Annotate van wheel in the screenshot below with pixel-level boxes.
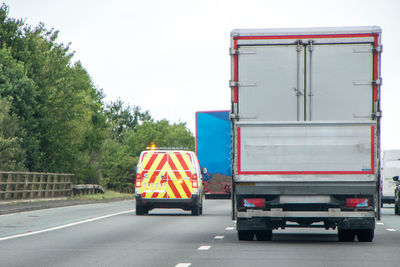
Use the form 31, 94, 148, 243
238, 230, 254, 241
356, 229, 374, 242
338, 229, 355, 242
255, 230, 272, 241
191, 205, 200, 216
136, 205, 147, 216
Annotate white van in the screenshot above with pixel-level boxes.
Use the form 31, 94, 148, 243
381, 150, 400, 204
135, 148, 204, 215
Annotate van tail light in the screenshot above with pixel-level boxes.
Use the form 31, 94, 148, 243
191, 174, 198, 188
136, 173, 142, 188
346, 198, 369, 208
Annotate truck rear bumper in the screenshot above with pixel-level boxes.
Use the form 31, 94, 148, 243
237, 209, 375, 218
236, 209, 375, 231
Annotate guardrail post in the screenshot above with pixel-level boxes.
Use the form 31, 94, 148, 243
32, 174, 38, 199
45, 174, 51, 198
39, 174, 45, 198
23, 173, 29, 199
6, 173, 12, 200
0, 173, 4, 200
53, 175, 58, 197
15, 173, 22, 200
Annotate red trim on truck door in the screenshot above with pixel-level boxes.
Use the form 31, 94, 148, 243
233, 33, 378, 41
237, 126, 375, 175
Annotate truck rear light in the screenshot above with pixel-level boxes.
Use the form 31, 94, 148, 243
136, 173, 142, 188
191, 174, 198, 188
346, 198, 369, 208
244, 198, 265, 208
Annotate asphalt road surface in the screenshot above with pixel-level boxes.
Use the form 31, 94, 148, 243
0, 200, 399, 267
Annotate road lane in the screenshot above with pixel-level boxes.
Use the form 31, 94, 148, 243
0, 200, 399, 267
0, 200, 135, 238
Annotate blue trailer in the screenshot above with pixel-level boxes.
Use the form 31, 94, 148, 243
196, 111, 231, 199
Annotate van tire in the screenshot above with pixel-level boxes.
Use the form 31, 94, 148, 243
191, 205, 200, 216
136, 205, 147, 216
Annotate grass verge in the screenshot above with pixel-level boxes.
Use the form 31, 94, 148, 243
71, 190, 134, 201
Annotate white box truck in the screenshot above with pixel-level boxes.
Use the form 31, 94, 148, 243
230, 26, 382, 242
381, 150, 400, 204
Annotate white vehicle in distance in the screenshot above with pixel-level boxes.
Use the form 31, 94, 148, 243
381, 150, 400, 204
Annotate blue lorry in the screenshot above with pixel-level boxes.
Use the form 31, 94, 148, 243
196, 111, 231, 199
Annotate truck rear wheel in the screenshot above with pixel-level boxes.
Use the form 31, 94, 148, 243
356, 229, 374, 242
338, 229, 355, 242
238, 230, 255, 241
255, 230, 272, 241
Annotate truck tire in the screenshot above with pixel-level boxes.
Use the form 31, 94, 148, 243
191, 205, 200, 216
395, 204, 399, 215
136, 205, 147, 216
255, 230, 272, 241
338, 229, 355, 242
356, 229, 374, 242
238, 230, 255, 241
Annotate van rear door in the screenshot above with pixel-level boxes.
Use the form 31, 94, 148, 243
167, 152, 195, 199
138, 151, 195, 199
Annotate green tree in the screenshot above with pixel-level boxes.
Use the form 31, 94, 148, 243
0, 97, 26, 171
104, 99, 151, 143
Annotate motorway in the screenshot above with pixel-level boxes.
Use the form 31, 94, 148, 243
0, 200, 399, 267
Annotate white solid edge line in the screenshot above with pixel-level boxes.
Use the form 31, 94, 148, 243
0, 209, 134, 242
0, 200, 134, 217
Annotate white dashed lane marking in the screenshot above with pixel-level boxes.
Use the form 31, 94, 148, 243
175, 263, 191, 267
198, 245, 211, 250
214, 235, 224, 239
386, 228, 396, 232
225, 227, 234, 230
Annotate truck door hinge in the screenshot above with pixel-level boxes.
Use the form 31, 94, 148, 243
229, 48, 256, 55
353, 46, 382, 53
229, 80, 257, 87
373, 111, 382, 119
229, 113, 239, 120
353, 112, 382, 119
352, 78, 382, 86
374, 45, 383, 53
373, 78, 382, 85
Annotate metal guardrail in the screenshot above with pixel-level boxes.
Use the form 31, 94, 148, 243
73, 184, 104, 195
0, 172, 73, 200
0, 172, 104, 201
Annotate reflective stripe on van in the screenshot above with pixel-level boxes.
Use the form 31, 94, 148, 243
138, 151, 196, 199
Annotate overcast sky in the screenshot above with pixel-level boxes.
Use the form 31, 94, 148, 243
5, 0, 400, 150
